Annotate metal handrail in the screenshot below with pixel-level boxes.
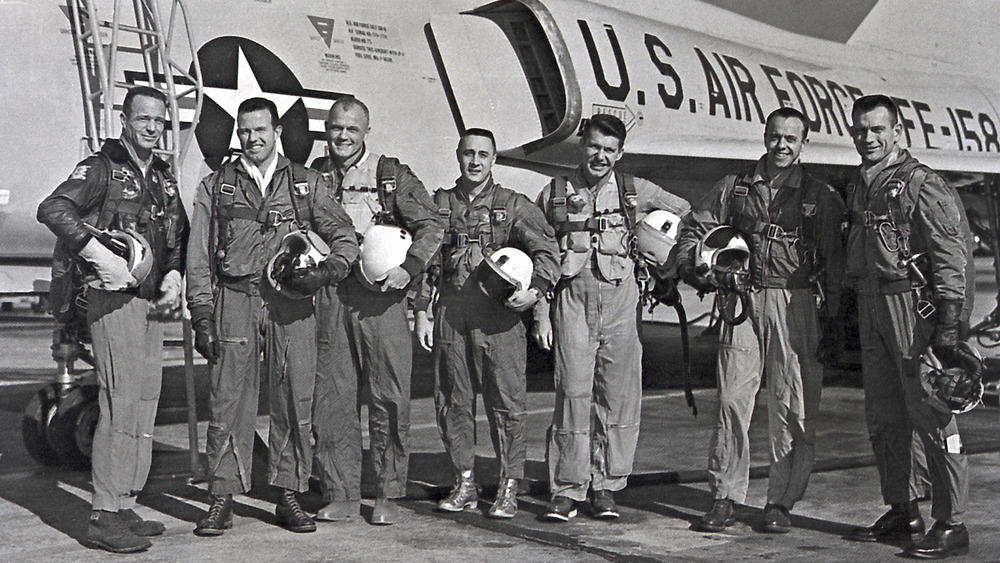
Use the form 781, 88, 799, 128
65, 0, 203, 169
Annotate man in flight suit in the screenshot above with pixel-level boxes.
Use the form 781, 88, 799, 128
533, 114, 690, 521
844, 95, 974, 559
311, 97, 443, 525
37, 86, 188, 553
186, 97, 358, 536
674, 107, 846, 534
413, 128, 560, 518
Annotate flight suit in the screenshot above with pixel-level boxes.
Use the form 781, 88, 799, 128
844, 148, 971, 522
311, 150, 443, 502
419, 178, 559, 481
37, 138, 188, 511
536, 168, 689, 502
674, 158, 846, 508
186, 155, 357, 496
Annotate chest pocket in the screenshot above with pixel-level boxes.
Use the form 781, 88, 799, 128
340, 187, 382, 236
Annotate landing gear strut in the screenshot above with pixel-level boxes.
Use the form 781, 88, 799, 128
21, 327, 100, 469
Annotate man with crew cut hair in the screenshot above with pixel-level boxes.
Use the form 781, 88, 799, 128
675, 107, 846, 534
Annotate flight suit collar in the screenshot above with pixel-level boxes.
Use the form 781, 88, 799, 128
336, 145, 370, 175
752, 156, 803, 190
240, 151, 281, 196
454, 175, 496, 204
859, 147, 902, 186
572, 166, 616, 197
100, 138, 169, 176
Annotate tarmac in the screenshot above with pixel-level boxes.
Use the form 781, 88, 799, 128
1, 263, 1000, 561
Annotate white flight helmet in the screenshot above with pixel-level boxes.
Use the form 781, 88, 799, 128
695, 226, 751, 292
266, 230, 331, 299
635, 209, 683, 268
85, 228, 153, 289
356, 225, 413, 291
920, 342, 985, 414
475, 247, 533, 302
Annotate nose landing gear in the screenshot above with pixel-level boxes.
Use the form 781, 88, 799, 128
21, 328, 100, 469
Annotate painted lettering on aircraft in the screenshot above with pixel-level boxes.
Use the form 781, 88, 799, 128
576, 21, 1000, 153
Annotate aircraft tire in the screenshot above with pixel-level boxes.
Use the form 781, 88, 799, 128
47, 383, 100, 470
21, 384, 62, 466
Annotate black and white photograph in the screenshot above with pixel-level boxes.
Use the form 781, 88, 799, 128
2, 1, 999, 560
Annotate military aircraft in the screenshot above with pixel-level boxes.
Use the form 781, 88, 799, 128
3, 0, 1000, 467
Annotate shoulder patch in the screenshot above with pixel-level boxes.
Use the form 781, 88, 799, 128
801, 202, 817, 217
69, 165, 90, 181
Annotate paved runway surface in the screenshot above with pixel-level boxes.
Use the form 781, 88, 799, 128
1, 260, 999, 561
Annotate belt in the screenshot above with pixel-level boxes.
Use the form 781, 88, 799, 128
852, 210, 890, 227
757, 223, 801, 240
560, 215, 624, 233
445, 232, 492, 247
218, 273, 261, 293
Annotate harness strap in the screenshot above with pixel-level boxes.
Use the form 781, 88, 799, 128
437, 185, 516, 250
375, 155, 398, 226
94, 153, 152, 230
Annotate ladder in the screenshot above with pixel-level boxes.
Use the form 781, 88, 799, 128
64, 0, 205, 478
66, 0, 204, 170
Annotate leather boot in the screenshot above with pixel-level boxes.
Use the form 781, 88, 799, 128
194, 494, 234, 537
275, 489, 316, 533
437, 471, 478, 512
761, 503, 791, 534
848, 501, 925, 543
487, 478, 518, 519
118, 508, 166, 536
695, 499, 735, 532
87, 510, 152, 553
590, 490, 620, 520
904, 521, 969, 559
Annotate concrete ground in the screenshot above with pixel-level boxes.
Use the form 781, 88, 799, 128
1, 258, 999, 561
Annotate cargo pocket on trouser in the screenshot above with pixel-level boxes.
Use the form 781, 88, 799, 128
549, 393, 592, 485
605, 421, 640, 477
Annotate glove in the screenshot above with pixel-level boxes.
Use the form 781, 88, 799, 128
647, 275, 680, 307
931, 299, 964, 359
282, 261, 333, 296
270, 251, 299, 285
78, 236, 136, 291
153, 270, 183, 316
816, 316, 843, 365
192, 315, 220, 364
678, 262, 714, 293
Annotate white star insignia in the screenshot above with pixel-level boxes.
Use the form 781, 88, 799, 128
202, 46, 302, 152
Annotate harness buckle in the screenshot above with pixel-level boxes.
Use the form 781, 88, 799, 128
597, 216, 611, 232
863, 211, 875, 226
220, 183, 236, 196
267, 210, 283, 227
765, 223, 783, 239
456, 232, 469, 247
916, 299, 936, 319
